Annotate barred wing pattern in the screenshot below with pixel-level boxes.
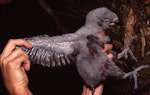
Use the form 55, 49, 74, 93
21, 35, 79, 68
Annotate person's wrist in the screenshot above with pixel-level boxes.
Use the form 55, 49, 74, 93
8, 86, 33, 95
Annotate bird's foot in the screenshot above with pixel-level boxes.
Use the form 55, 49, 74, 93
117, 36, 138, 61
87, 35, 104, 47
122, 65, 149, 89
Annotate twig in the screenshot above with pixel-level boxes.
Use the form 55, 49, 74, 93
140, 28, 146, 57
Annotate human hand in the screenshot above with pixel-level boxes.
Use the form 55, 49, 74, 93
82, 32, 113, 95
82, 85, 104, 95
0, 39, 33, 95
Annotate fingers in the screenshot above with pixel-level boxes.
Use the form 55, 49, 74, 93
103, 44, 113, 59
82, 85, 103, 95
1, 48, 31, 71
107, 53, 113, 59
102, 44, 113, 52
10, 54, 31, 71
94, 84, 103, 95
82, 85, 92, 95
98, 32, 106, 38
98, 33, 114, 59
0, 39, 31, 94
82, 85, 87, 95
1, 39, 32, 62
22, 59, 31, 71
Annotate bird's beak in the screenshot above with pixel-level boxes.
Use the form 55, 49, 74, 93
109, 22, 115, 26
109, 18, 119, 26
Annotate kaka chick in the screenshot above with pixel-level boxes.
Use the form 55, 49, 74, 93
20, 7, 118, 67
17, 7, 149, 95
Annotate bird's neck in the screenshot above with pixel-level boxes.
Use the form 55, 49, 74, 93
75, 23, 103, 37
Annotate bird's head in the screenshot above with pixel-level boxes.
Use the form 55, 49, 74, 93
85, 7, 119, 30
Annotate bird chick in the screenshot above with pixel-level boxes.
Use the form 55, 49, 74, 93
16, 7, 149, 95
76, 35, 149, 94
21, 7, 118, 67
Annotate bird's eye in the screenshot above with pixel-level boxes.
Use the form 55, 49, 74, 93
104, 19, 110, 23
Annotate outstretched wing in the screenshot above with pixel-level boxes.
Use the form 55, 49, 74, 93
21, 34, 79, 68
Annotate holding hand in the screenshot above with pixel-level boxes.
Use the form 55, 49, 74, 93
0, 39, 33, 95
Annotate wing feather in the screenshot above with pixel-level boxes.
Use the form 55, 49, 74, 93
20, 35, 79, 68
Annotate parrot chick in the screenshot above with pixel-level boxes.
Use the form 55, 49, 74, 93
76, 35, 149, 94
20, 7, 119, 67
20, 34, 149, 95
15, 7, 149, 95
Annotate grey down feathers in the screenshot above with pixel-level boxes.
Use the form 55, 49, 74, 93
19, 7, 149, 94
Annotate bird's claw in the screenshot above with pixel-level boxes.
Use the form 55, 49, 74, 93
117, 36, 138, 61
122, 65, 149, 89
132, 65, 149, 89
